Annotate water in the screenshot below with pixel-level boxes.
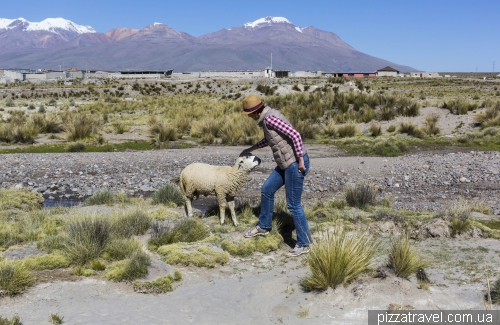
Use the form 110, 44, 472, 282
43, 199, 82, 208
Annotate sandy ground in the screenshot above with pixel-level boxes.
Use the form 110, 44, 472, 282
1, 106, 499, 324
0, 234, 498, 325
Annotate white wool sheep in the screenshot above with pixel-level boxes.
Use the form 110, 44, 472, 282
179, 155, 261, 226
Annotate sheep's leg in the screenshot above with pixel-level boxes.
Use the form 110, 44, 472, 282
184, 196, 193, 217
216, 193, 227, 225
227, 197, 238, 227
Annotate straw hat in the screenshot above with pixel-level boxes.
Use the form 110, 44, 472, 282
242, 94, 264, 115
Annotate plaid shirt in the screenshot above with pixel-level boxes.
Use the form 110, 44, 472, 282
256, 115, 305, 157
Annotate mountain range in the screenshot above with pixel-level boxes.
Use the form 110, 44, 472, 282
0, 16, 417, 72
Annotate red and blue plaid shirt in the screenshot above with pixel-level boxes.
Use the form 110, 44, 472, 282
255, 115, 305, 157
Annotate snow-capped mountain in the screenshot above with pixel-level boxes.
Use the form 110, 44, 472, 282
0, 17, 95, 49
0, 17, 95, 34
0, 16, 416, 72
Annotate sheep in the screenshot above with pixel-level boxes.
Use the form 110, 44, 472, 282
179, 155, 261, 226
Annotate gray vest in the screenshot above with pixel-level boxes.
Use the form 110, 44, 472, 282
258, 106, 307, 170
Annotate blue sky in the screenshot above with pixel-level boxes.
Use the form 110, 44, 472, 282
3, 0, 499, 72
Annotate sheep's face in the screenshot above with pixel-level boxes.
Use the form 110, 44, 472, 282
235, 155, 261, 171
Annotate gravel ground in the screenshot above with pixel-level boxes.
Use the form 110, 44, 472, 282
1, 145, 499, 213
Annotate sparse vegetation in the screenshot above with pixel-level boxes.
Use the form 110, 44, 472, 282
151, 183, 184, 206
386, 234, 427, 278
301, 227, 379, 291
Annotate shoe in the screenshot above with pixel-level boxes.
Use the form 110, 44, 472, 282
286, 245, 309, 257
244, 225, 269, 238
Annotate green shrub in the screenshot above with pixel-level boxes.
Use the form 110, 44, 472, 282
301, 227, 378, 290
64, 216, 111, 265
0, 315, 22, 325
133, 272, 182, 294
84, 191, 114, 205
0, 189, 44, 211
66, 142, 86, 152
386, 124, 396, 132
21, 253, 70, 270
158, 245, 228, 268
148, 219, 208, 250
111, 209, 151, 238
373, 138, 409, 156
5, 98, 15, 107
49, 313, 64, 325
221, 233, 283, 257
0, 261, 35, 295
103, 238, 142, 261
151, 183, 184, 206
447, 204, 472, 236
386, 234, 427, 278
344, 182, 377, 208
103, 251, 150, 281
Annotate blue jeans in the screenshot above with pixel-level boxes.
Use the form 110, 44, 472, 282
258, 154, 311, 247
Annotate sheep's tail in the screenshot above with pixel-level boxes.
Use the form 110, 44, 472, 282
177, 175, 185, 195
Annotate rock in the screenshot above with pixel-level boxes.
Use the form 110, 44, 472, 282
425, 219, 450, 238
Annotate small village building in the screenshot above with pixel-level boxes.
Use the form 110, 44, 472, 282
46, 71, 66, 79
376, 66, 400, 77
408, 72, 440, 78
274, 70, 290, 78
24, 73, 46, 81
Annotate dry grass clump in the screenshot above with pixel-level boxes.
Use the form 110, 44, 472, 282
0, 260, 35, 296
474, 103, 500, 128
158, 244, 229, 268
398, 120, 424, 138
221, 232, 283, 257
368, 123, 382, 137
64, 216, 111, 265
110, 209, 151, 238
151, 183, 184, 206
422, 113, 440, 136
343, 182, 377, 208
444, 203, 473, 236
386, 234, 427, 278
321, 120, 337, 137
0, 315, 22, 325
148, 116, 177, 143
103, 238, 142, 261
301, 227, 378, 290
148, 219, 208, 250
84, 190, 130, 206
103, 251, 150, 282
442, 98, 478, 115
0, 189, 44, 212
49, 313, 64, 325
336, 123, 357, 138
112, 122, 130, 134
64, 112, 101, 141
133, 270, 182, 294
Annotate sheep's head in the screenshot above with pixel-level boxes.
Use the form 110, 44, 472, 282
235, 155, 261, 171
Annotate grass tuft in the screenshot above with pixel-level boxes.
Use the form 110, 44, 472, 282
148, 219, 208, 250
301, 227, 378, 291
151, 183, 184, 206
64, 216, 111, 265
103, 251, 150, 282
344, 182, 377, 208
133, 271, 182, 294
386, 234, 427, 278
0, 260, 35, 296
